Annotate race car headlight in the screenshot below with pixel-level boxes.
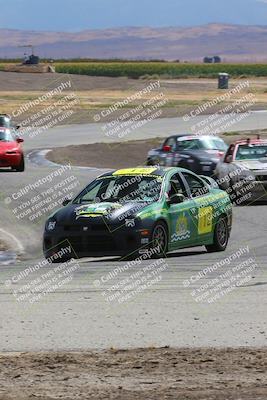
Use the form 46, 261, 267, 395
46, 219, 57, 232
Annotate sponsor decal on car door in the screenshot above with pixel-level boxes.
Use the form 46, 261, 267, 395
166, 173, 197, 249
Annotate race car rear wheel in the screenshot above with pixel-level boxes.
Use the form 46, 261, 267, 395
151, 222, 168, 258
205, 216, 229, 253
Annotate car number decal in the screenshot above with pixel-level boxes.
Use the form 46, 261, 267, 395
198, 206, 213, 234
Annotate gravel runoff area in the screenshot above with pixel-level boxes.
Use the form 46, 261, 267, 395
0, 348, 266, 400
46, 139, 162, 169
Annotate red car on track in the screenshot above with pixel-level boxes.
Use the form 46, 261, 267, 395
0, 128, 25, 172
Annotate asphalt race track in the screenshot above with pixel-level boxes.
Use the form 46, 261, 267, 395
22, 110, 267, 151
0, 115, 267, 351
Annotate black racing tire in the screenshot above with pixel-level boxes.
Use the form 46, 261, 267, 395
13, 156, 25, 172
205, 216, 229, 253
120, 222, 168, 261
150, 221, 168, 258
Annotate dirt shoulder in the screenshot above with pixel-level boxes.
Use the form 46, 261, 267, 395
46, 130, 267, 169
0, 347, 266, 400
46, 138, 163, 169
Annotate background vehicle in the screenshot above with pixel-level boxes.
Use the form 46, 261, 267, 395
147, 134, 228, 176
43, 167, 232, 261
0, 128, 25, 172
215, 137, 267, 203
0, 114, 11, 128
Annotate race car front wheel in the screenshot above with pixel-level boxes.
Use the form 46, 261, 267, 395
151, 222, 168, 258
205, 216, 229, 253
12, 156, 25, 172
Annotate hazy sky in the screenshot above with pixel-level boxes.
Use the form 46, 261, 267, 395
1, 0, 267, 30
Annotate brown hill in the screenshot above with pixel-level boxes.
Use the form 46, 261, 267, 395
1, 24, 267, 61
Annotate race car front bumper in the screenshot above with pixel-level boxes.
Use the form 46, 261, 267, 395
43, 221, 152, 259
0, 152, 22, 168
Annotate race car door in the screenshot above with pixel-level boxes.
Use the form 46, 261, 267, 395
167, 172, 198, 250
180, 171, 214, 245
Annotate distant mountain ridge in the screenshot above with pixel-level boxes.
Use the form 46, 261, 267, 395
1, 24, 267, 61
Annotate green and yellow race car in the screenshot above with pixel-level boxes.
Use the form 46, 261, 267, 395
43, 167, 232, 261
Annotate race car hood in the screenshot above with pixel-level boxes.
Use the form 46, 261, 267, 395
0, 141, 18, 152
54, 201, 149, 224
233, 159, 267, 171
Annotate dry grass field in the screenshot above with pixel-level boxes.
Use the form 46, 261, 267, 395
0, 72, 267, 125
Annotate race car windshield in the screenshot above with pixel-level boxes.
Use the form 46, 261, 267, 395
73, 175, 162, 204
0, 130, 14, 142
236, 144, 267, 160
200, 138, 227, 151
177, 137, 227, 151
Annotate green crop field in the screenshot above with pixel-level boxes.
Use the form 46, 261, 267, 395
0, 61, 266, 78
54, 62, 267, 78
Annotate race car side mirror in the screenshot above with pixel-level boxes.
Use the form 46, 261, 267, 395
225, 155, 233, 163
16, 138, 24, 143
168, 193, 185, 205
